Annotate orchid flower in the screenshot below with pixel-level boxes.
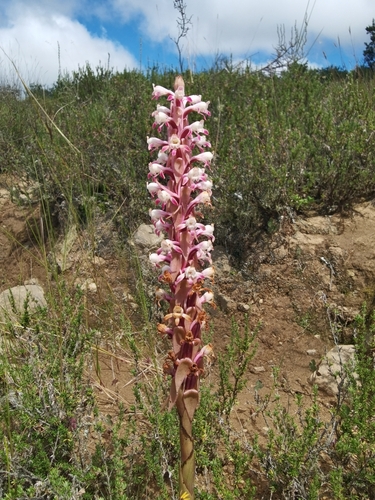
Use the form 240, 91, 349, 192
149, 252, 170, 266
191, 151, 214, 167
148, 162, 171, 179
184, 100, 211, 117
187, 167, 206, 182
147, 76, 215, 500
195, 223, 215, 240
158, 239, 182, 255
192, 134, 212, 151
194, 179, 213, 192
185, 94, 202, 104
148, 208, 170, 222
152, 84, 174, 99
147, 136, 168, 151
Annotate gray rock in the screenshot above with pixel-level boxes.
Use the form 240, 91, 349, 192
309, 345, 357, 396
215, 293, 236, 313
295, 216, 339, 235
306, 349, 317, 356
250, 366, 266, 373
75, 278, 97, 293
132, 224, 164, 250
212, 246, 232, 275
238, 303, 250, 313
273, 246, 288, 260
0, 284, 47, 322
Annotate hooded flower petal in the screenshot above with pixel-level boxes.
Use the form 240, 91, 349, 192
147, 136, 168, 151
149, 208, 170, 221
184, 100, 211, 117
149, 253, 169, 266
191, 152, 213, 167
152, 84, 174, 99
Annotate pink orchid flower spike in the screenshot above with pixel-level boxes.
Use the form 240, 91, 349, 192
147, 75, 215, 500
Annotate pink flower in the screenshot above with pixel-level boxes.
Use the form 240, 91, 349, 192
152, 84, 174, 99
186, 94, 202, 104
148, 162, 170, 179
167, 134, 181, 155
175, 266, 199, 285
186, 191, 212, 215
153, 111, 172, 126
187, 167, 206, 182
147, 182, 159, 195
196, 223, 215, 240
150, 180, 180, 206
192, 134, 212, 151
195, 180, 213, 192
149, 253, 170, 266
152, 104, 170, 116
175, 265, 214, 286
156, 189, 173, 206
159, 239, 182, 255
154, 219, 171, 234
184, 100, 211, 117
155, 287, 173, 303
147, 136, 168, 151
191, 120, 208, 134
149, 208, 170, 222
191, 152, 214, 167
182, 120, 209, 137
152, 105, 175, 131
157, 151, 169, 164
190, 240, 213, 263
200, 266, 215, 280
201, 291, 214, 304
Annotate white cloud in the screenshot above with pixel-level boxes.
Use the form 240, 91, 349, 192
0, 2, 137, 87
112, 0, 374, 66
0, 0, 373, 89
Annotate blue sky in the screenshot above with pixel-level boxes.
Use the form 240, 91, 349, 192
0, 0, 374, 87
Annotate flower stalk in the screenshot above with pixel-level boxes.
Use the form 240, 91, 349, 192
147, 76, 214, 499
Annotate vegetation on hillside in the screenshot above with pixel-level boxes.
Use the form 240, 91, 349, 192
1, 62, 375, 498
1, 62, 375, 257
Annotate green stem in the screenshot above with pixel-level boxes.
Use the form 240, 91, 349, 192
176, 390, 196, 499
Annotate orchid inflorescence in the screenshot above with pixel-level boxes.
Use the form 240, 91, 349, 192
147, 76, 214, 498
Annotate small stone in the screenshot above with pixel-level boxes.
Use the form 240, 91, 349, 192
24, 278, 41, 286
237, 303, 250, 312
307, 349, 317, 356
87, 282, 97, 293
251, 366, 266, 373
92, 256, 106, 266
274, 246, 288, 259
259, 298, 264, 304
76, 278, 97, 293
